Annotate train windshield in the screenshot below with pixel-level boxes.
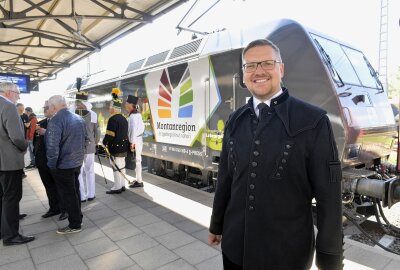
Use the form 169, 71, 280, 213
311, 34, 382, 90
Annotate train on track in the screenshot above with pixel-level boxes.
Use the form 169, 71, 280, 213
68, 19, 400, 244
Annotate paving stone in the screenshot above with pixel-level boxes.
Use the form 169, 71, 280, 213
154, 259, 196, 270
116, 233, 158, 255
30, 241, 75, 265
0, 258, 35, 270
173, 241, 219, 265
93, 215, 129, 231
344, 246, 392, 270
174, 220, 205, 234
192, 229, 209, 245
134, 199, 159, 209
140, 221, 177, 237
146, 206, 171, 217
85, 207, 118, 221
20, 220, 58, 235
74, 237, 119, 260
128, 213, 161, 227
130, 245, 178, 270
107, 199, 135, 211
116, 206, 147, 219
0, 245, 30, 266
155, 230, 196, 250
19, 212, 45, 226
85, 249, 134, 270
27, 230, 66, 249
66, 226, 106, 246
195, 255, 223, 270
36, 254, 87, 270
382, 260, 400, 270
159, 212, 187, 225
102, 223, 142, 241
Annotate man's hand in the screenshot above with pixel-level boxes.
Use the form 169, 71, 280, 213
130, 143, 135, 152
208, 233, 222, 246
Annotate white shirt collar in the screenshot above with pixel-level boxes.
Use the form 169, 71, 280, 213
253, 88, 283, 117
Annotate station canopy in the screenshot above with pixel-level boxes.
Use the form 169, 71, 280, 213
0, 0, 187, 82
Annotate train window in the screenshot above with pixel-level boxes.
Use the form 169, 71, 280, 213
311, 34, 361, 86
342, 47, 381, 90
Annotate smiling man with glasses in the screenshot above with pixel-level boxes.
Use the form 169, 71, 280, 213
209, 39, 343, 270
0, 81, 35, 246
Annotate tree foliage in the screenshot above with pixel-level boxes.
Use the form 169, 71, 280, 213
388, 66, 400, 99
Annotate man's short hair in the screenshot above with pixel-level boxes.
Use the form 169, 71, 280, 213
0, 81, 18, 93
242, 39, 282, 62
16, 103, 24, 107
48, 95, 67, 107
25, 107, 33, 112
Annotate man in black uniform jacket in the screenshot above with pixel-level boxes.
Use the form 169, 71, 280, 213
103, 88, 129, 194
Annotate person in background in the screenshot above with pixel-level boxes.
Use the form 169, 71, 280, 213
208, 39, 343, 270
25, 107, 38, 169
46, 95, 86, 234
75, 90, 100, 202
16, 103, 29, 179
125, 95, 145, 188
103, 88, 129, 194
16, 103, 29, 134
34, 100, 66, 220
0, 81, 35, 246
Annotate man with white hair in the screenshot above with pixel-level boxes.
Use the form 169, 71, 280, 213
0, 81, 35, 245
75, 90, 100, 202
46, 95, 86, 234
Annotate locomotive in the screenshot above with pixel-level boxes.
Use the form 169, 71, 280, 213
68, 19, 400, 225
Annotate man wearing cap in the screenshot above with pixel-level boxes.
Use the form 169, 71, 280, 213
75, 90, 100, 202
103, 88, 129, 194
125, 95, 145, 188
25, 106, 38, 169
0, 81, 35, 245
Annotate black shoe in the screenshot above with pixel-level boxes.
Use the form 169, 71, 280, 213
87, 197, 96, 201
3, 234, 35, 246
59, 212, 68, 221
129, 181, 144, 188
25, 164, 35, 169
106, 189, 122, 194
121, 186, 126, 192
42, 210, 60, 218
22, 174, 27, 179
81, 199, 87, 203
19, 214, 27, 220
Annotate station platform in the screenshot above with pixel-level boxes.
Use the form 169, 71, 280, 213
1, 161, 400, 270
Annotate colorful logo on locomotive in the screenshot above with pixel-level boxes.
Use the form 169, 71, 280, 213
145, 57, 220, 147
157, 67, 193, 118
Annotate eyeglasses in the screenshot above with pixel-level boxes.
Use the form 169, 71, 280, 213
242, 60, 281, 73
43, 106, 49, 111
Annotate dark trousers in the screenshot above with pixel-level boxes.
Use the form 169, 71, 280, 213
50, 167, 82, 228
37, 165, 62, 212
0, 170, 23, 241
223, 252, 243, 270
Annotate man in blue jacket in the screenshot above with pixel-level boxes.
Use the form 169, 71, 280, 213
46, 95, 86, 234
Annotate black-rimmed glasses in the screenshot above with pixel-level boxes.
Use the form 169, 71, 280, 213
242, 60, 281, 73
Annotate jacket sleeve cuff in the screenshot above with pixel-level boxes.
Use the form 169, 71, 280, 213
316, 251, 343, 270
209, 220, 222, 235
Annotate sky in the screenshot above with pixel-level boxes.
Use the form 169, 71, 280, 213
19, 0, 400, 110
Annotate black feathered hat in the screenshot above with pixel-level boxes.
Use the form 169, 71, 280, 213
126, 95, 138, 105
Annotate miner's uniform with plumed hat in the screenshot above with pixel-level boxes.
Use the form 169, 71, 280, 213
103, 87, 129, 194
74, 78, 100, 202
126, 94, 145, 188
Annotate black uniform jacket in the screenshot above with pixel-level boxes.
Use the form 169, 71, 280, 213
33, 118, 48, 166
103, 113, 129, 156
210, 89, 343, 270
